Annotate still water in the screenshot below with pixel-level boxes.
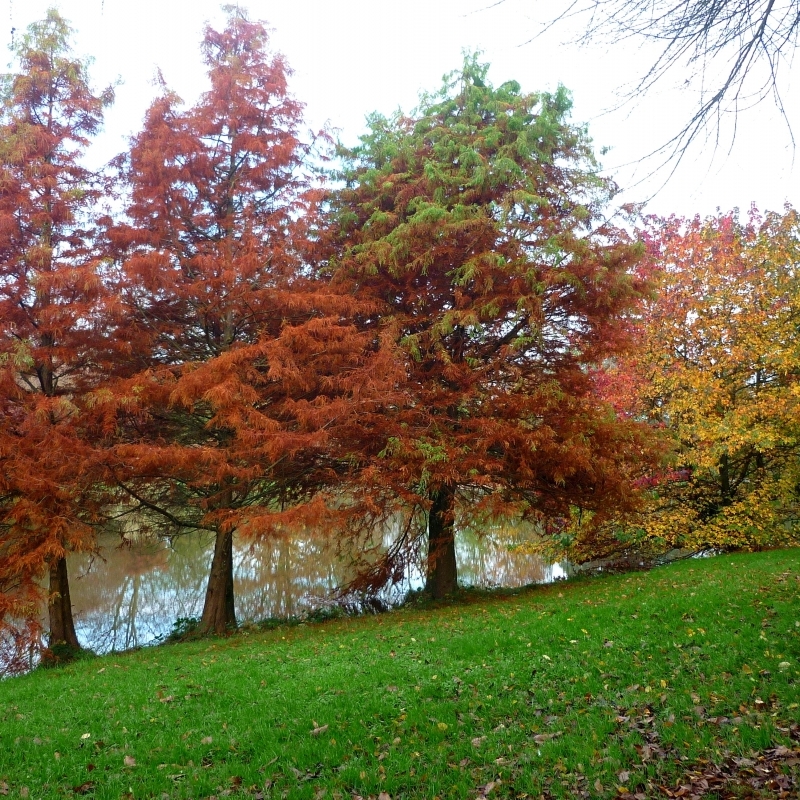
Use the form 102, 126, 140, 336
66, 529, 569, 654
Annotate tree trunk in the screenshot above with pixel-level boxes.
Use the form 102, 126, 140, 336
48, 556, 80, 650
198, 528, 237, 635
719, 451, 731, 501
426, 486, 458, 599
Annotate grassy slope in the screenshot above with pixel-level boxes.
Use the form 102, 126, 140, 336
1, 550, 798, 799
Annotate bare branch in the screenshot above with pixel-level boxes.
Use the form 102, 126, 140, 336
505, 0, 800, 175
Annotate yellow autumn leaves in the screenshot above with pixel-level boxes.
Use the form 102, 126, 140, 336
632, 208, 800, 551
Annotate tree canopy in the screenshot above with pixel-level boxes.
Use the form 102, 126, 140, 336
329, 56, 656, 597
0, 9, 114, 650
626, 208, 800, 552
104, 7, 398, 634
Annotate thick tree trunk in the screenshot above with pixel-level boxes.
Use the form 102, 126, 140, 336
426, 486, 458, 599
198, 528, 237, 635
48, 556, 80, 650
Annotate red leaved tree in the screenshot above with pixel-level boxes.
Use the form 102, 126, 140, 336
107, 8, 398, 634
0, 10, 114, 651
329, 58, 656, 597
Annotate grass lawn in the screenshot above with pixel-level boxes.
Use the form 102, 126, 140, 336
1, 549, 799, 799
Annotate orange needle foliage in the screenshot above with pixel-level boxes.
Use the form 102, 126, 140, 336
105, 8, 399, 634
328, 57, 657, 597
0, 11, 115, 651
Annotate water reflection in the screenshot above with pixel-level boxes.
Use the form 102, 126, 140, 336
67, 529, 568, 654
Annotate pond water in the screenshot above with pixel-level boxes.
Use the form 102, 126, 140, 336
65, 529, 569, 654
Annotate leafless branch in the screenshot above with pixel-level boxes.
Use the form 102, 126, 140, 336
499, 1, 800, 176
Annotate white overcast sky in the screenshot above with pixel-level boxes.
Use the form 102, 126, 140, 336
7, 0, 799, 218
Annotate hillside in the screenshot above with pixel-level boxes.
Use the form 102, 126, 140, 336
1, 550, 799, 798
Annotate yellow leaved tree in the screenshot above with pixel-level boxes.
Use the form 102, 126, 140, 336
631, 207, 800, 551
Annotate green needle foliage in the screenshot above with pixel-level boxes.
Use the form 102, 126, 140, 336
1, 550, 798, 798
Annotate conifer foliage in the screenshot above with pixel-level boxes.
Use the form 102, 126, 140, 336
0, 10, 667, 650
107, 7, 395, 634
0, 10, 114, 650
331, 58, 653, 597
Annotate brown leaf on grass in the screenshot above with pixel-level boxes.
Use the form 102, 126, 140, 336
471, 736, 486, 747
0, 782, 8, 796
289, 766, 323, 782
476, 780, 499, 798
659, 745, 800, 798
594, 778, 604, 792
310, 724, 328, 736
72, 782, 95, 795
201, 736, 213, 745
159, 695, 175, 704
123, 755, 136, 767
378, 793, 392, 800
533, 731, 563, 743
618, 770, 630, 783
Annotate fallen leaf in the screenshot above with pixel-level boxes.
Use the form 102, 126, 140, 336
310, 724, 328, 736
618, 770, 630, 783
533, 731, 563, 744
80, 733, 91, 740
595, 779, 604, 792
123, 755, 136, 767
201, 736, 213, 745
471, 736, 486, 747
72, 782, 95, 795
159, 695, 175, 704
0, 782, 8, 796
378, 794, 392, 800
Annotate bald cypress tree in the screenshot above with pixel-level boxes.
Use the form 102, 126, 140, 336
0, 10, 114, 650
330, 57, 654, 597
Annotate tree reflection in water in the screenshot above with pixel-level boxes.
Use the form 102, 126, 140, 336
67, 526, 568, 654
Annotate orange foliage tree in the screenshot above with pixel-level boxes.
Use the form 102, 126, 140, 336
328, 57, 656, 597
105, 8, 397, 634
0, 10, 114, 650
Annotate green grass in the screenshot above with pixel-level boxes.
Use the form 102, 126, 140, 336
1, 550, 799, 799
